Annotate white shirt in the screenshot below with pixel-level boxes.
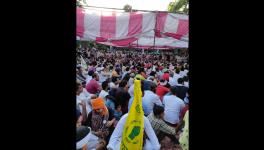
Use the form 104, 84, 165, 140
82, 88, 90, 97
86, 75, 92, 86
98, 72, 106, 83
169, 77, 178, 86
143, 90, 162, 115
128, 78, 134, 87
107, 113, 160, 150
158, 71, 163, 79
77, 88, 93, 115
101, 71, 111, 80
121, 71, 128, 79
184, 81, 189, 88
152, 66, 156, 72
99, 90, 108, 102
82, 70, 88, 77
128, 84, 134, 97
163, 95, 185, 124
173, 73, 182, 85
146, 69, 152, 76
109, 82, 118, 89
180, 71, 187, 77
77, 132, 99, 150
184, 69, 189, 75
169, 65, 174, 71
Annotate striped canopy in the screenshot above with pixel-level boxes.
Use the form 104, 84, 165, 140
77, 7, 188, 49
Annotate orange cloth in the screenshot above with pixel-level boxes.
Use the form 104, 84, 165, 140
91, 97, 105, 109
91, 97, 108, 115
112, 70, 118, 77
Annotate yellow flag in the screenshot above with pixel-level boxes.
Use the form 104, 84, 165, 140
179, 110, 189, 150
120, 79, 144, 150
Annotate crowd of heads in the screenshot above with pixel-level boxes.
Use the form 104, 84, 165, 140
76, 45, 189, 150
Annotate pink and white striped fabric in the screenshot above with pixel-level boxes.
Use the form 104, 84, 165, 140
77, 7, 188, 49
156, 12, 189, 40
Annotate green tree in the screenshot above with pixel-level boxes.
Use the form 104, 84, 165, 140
76, 0, 87, 7
168, 0, 188, 14
123, 4, 132, 12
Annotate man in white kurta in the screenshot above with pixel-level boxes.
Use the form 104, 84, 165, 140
107, 113, 160, 150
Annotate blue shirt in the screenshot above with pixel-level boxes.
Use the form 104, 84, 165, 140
128, 96, 148, 115
105, 99, 115, 111
106, 99, 122, 120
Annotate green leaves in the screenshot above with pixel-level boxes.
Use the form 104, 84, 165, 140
76, 0, 87, 7
123, 4, 132, 12
168, 0, 189, 14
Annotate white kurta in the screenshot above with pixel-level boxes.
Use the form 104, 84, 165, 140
143, 90, 162, 115
163, 95, 185, 124
77, 88, 93, 115
107, 113, 160, 150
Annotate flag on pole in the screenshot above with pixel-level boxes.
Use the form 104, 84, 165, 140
120, 79, 144, 150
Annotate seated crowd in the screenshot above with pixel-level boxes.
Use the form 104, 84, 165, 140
76, 47, 189, 150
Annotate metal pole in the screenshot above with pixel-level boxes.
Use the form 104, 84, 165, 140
153, 32, 156, 50
153, 11, 157, 50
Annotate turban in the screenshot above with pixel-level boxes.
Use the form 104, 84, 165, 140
91, 97, 108, 115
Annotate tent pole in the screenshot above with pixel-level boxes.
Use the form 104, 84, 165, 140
153, 11, 157, 50
153, 32, 156, 50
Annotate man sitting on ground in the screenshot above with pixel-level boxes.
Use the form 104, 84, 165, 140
174, 78, 188, 100
143, 82, 162, 116
163, 86, 185, 127
147, 104, 176, 137
86, 73, 101, 95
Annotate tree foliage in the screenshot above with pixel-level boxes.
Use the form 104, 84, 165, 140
76, 0, 87, 7
168, 0, 188, 14
123, 4, 132, 12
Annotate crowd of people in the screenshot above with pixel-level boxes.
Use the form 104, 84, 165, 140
76, 45, 189, 150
